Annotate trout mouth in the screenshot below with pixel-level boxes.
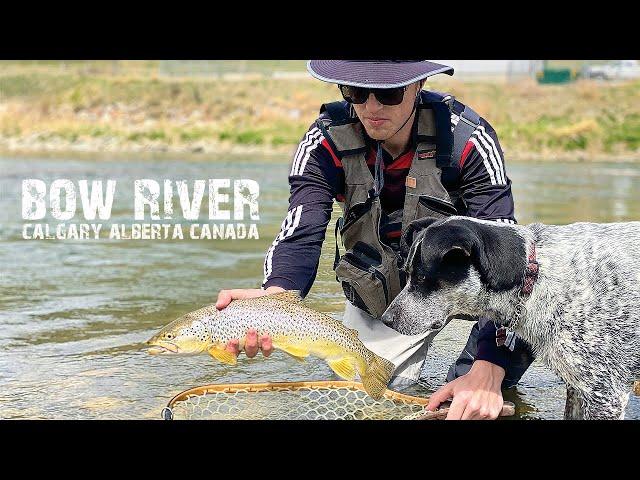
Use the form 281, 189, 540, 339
146, 341, 179, 355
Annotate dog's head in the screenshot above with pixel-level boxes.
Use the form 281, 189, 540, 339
381, 217, 526, 335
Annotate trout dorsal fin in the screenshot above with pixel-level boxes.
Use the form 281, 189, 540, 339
268, 290, 302, 303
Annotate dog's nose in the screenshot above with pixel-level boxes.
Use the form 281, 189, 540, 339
380, 311, 393, 325
431, 320, 445, 330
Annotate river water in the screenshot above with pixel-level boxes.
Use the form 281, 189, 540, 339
1, 154, 638, 419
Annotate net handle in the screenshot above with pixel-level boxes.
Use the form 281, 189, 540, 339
415, 401, 516, 420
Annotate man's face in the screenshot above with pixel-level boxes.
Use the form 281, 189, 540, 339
351, 81, 421, 141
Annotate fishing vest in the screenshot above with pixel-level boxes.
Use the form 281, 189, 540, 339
316, 90, 482, 318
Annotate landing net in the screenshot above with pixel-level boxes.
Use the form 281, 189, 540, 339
162, 380, 434, 420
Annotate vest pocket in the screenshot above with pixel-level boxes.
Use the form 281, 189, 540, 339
335, 242, 389, 318
341, 199, 374, 235
417, 195, 458, 219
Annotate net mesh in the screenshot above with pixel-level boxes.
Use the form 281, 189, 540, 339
163, 381, 431, 420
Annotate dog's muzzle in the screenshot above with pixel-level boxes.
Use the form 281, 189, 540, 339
380, 311, 392, 326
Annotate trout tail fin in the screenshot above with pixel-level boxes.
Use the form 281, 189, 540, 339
360, 353, 395, 400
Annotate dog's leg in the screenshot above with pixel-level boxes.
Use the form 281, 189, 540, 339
563, 378, 630, 420
618, 393, 630, 420
581, 388, 629, 420
564, 385, 584, 420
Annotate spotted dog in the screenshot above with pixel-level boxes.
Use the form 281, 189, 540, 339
381, 216, 640, 420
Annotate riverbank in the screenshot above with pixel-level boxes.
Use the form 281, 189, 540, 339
3, 141, 640, 164
1, 65, 639, 161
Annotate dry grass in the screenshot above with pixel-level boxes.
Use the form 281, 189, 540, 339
0, 63, 639, 160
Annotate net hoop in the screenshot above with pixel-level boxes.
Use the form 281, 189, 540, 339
162, 380, 431, 420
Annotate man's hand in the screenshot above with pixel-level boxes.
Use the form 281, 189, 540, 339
224, 328, 274, 359
215, 286, 285, 359
215, 286, 285, 310
427, 360, 505, 420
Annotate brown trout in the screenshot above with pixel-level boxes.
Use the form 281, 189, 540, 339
146, 291, 395, 399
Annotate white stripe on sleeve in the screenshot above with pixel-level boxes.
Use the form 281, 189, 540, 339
290, 130, 314, 176
290, 128, 321, 176
477, 125, 506, 184
472, 129, 505, 185
263, 205, 304, 283
295, 133, 324, 176
469, 136, 497, 185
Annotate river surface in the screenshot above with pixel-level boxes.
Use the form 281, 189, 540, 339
1, 154, 639, 419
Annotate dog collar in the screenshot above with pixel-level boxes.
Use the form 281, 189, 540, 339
521, 243, 539, 296
497, 242, 538, 350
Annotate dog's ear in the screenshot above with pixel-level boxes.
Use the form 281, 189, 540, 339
403, 229, 427, 275
419, 226, 475, 281
400, 217, 442, 260
469, 221, 526, 291
419, 220, 526, 291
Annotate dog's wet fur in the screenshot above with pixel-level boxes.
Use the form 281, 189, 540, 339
382, 216, 640, 419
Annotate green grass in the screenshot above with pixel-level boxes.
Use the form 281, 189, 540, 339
603, 114, 640, 151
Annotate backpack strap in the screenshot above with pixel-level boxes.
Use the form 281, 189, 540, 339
417, 91, 455, 168
451, 100, 481, 165
320, 101, 351, 124
316, 101, 367, 159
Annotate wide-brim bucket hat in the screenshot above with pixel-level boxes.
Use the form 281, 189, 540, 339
307, 60, 454, 88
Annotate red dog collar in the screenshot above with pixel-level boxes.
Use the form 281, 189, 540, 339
497, 243, 539, 349
521, 243, 539, 296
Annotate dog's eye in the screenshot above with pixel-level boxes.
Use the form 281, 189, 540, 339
416, 274, 426, 283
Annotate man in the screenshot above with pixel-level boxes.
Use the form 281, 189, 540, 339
216, 60, 534, 420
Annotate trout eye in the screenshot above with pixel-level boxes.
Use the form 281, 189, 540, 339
164, 333, 174, 340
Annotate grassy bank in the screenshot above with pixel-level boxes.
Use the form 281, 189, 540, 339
0, 62, 639, 161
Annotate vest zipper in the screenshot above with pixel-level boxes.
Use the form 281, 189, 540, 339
368, 266, 389, 305
341, 199, 374, 235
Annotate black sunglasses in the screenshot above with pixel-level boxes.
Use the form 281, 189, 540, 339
338, 84, 408, 106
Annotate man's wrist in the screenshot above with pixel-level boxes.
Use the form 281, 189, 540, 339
263, 286, 286, 294
262, 278, 299, 292
471, 359, 506, 386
